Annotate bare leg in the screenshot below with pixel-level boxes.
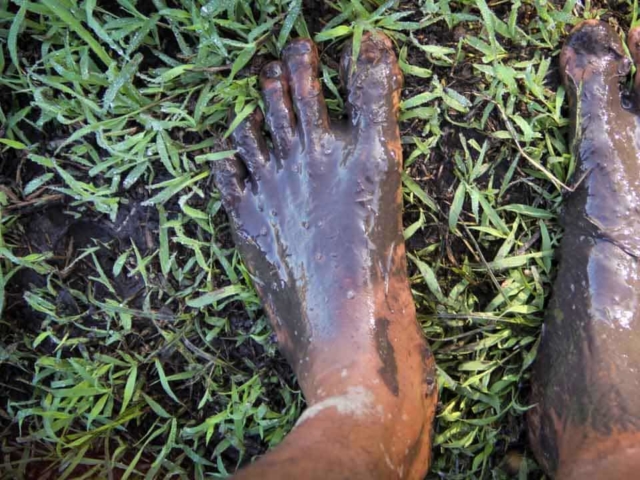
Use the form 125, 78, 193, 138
529, 21, 640, 479
214, 33, 437, 479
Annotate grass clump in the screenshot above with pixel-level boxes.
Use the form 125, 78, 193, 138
0, 0, 637, 478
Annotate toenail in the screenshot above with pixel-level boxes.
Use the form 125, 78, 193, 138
361, 41, 382, 63
263, 62, 283, 79
285, 39, 313, 56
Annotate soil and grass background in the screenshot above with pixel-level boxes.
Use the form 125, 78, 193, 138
0, 0, 638, 478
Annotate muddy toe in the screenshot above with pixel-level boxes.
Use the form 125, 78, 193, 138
560, 20, 631, 90
558, 20, 638, 186
212, 154, 247, 210
340, 31, 403, 129
213, 110, 267, 209
260, 61, 296, 161
283, 39, 330, 151
229, 109, 269, 181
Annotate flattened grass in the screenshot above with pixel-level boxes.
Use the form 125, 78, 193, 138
0, 0, 637, 478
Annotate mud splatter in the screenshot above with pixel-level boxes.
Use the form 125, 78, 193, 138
374, 317, 399, 397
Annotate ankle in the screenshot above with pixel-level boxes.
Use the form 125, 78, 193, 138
293, 385, 436, 480
297, 335, 437, 479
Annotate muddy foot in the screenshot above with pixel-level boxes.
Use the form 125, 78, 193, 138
529, 21, 640, 479
214, 33, 437, 477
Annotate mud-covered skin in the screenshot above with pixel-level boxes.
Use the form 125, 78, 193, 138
220, 34, 410, 393
529, 21, 640, 478
215, 33, 437, 478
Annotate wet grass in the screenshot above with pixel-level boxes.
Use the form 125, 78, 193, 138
0, 0, 638, 478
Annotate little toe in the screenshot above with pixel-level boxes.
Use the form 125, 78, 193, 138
340, 31, 404, 130
229, 109, 270, 181
560, 20, 631, 91
212, 155, 247, 212
260, 61, 296, 160
283, 39, 330, 151
628, 26, 640, 97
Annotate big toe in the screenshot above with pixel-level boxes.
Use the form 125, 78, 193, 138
340, 31, 403, 128
560, 20, 631, 87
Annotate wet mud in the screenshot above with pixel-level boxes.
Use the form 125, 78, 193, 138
529, 21, 640, 476
4, 199, 157, 338
374, 317, 400, 397
214, 32, 412, 392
